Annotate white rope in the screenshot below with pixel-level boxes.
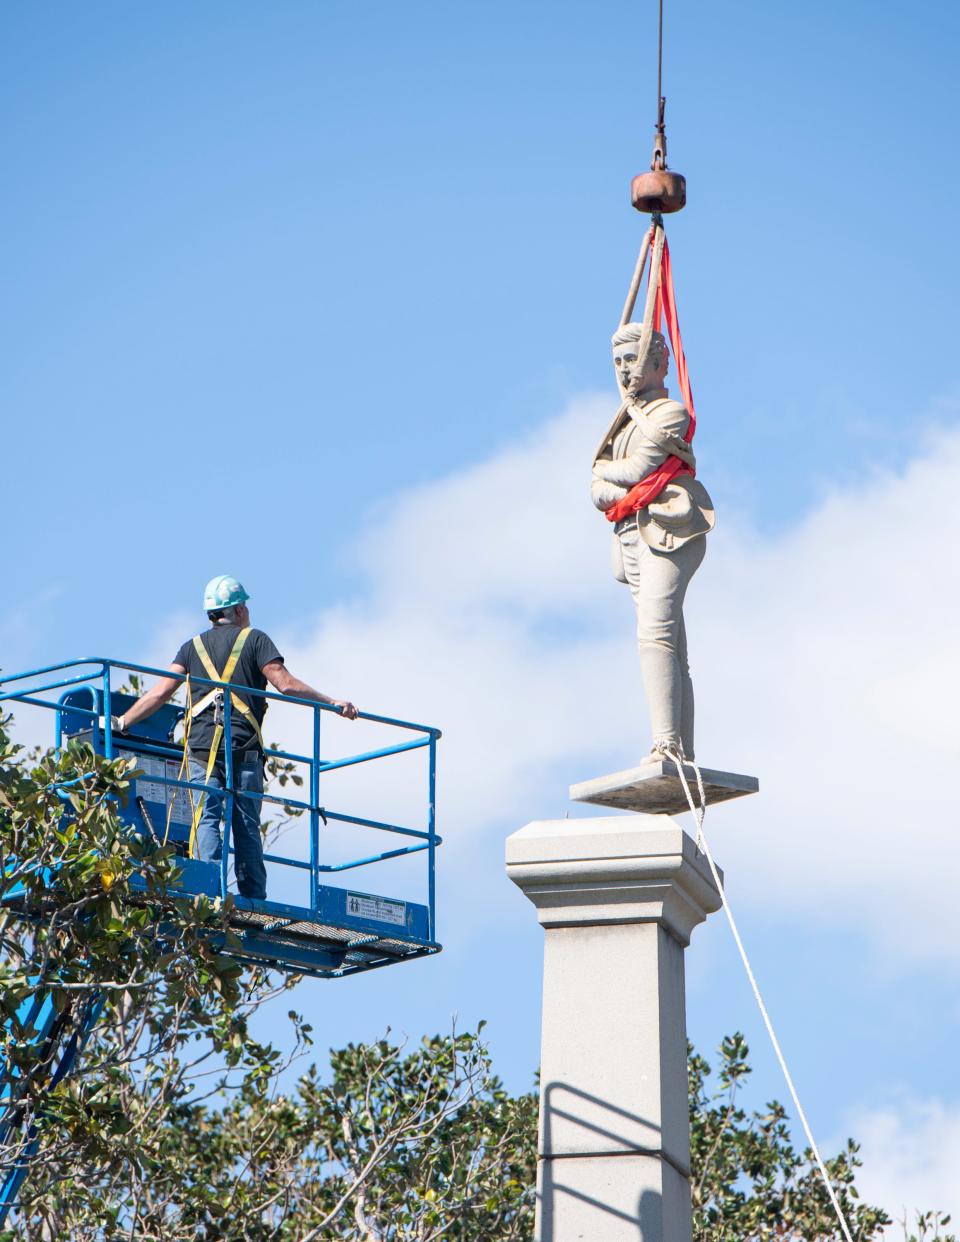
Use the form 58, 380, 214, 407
663, 747, 856, 1242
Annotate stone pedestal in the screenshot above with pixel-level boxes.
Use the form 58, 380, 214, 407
506, 815, 723, 1242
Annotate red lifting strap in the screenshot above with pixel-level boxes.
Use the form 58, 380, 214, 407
653, 236, 696, 433
604, 233, 696, 525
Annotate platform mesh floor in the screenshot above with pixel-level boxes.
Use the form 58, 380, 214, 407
227, 908, 425, 961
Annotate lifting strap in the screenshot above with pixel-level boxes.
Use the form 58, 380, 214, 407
603, 229, 697, 526
653, 234, 695, 427
186, 628, 263, 858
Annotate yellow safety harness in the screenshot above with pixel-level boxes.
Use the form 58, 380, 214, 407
186, 627, 264, 857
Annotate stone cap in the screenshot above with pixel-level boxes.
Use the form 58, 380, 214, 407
570, 760, 758, 816
506, 815, 722, 945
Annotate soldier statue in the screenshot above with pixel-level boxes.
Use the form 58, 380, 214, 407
591, 322, 714, 764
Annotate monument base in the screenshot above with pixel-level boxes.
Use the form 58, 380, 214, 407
570, 760, 758, 816
507, 815, 723, 1242
539, 1152, 691, 1242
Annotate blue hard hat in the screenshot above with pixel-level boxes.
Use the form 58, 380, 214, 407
203, 575, 250, 612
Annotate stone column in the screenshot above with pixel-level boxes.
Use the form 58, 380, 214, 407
506, 814, 723, 1242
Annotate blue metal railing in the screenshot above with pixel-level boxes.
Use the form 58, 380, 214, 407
0, 658, 441, 941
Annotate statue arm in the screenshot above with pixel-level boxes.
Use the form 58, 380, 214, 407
591, 472, 629, 511
594, 402, 690, 487
595, 442, 669, 486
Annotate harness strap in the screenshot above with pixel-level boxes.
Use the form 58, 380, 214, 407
186, 628, 263, 858
191, 628, 248, 692
188, 629, 264, 748
188, 723, 224, 860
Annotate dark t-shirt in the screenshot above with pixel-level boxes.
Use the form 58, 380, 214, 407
173, 625, 283, 757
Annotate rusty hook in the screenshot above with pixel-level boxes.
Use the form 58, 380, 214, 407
652, 96, 667, 171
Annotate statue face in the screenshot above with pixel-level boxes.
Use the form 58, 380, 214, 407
613, 338, 666, 393
612, 340, 644, 392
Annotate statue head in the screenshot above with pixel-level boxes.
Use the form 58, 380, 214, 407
611, 324, 669, 395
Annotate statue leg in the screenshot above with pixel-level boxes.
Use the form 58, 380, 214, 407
619, 524, 705, 755
677, 614, 695, 759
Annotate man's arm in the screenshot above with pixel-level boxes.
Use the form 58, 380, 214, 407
262, 661, 359, 719
114, 665, 186, 731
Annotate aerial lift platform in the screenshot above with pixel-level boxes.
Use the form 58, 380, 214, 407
0, 656, 442, 1221
0, 656, 442, 979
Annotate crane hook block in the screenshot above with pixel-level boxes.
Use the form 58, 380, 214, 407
631, 168, 686, 214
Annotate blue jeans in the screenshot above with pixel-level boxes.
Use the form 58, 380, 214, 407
188, 752, 267, 899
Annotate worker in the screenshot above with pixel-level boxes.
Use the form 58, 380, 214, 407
112, 575, 358, 899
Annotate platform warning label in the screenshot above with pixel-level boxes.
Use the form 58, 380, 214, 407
123, 750, 192, 826
346, 892, 406, 927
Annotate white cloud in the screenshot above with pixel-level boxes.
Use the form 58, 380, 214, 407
272, 397, 628, 848
6, 391, 960, 1210
692, 424, 960, 964
269, 396, 960, 965
845, 1095, 960, 1232
7, 395, 960, 967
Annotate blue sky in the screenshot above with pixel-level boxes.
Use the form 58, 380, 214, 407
4, 0, 960, 1224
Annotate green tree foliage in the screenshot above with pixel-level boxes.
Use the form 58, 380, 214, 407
691, 1033, 895, 1241
0, 713, 953, 1239
903, 1216, 957, 1242
121, 1029, 538, 1241
0, 711, 308, 1238
689, 1033, 954, 1241
0, 713, 535, 1239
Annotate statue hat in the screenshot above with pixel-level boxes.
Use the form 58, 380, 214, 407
636, 476, 715, 552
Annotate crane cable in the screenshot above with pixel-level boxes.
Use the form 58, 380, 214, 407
662, 748, 856, 1242
644, 7, 856, 1233
653, 0, 667, 170
657, 0, 663, 134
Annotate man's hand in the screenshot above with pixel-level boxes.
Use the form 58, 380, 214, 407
333, 700, 359, 720
112, 667, 185, 733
